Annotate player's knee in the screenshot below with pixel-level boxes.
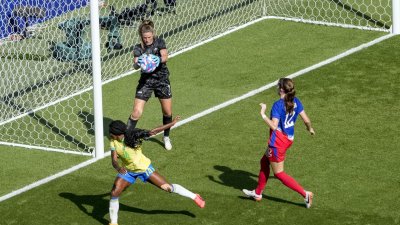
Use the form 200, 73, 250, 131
260, 155, 268, 167
111, 186, 123, 197
131, 108, 143, 119
160, 183, 173, 192
273, 171, 284, 180
111, 189, 121, 197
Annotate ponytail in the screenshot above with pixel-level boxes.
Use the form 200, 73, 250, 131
278, 78, 296, 114
124, 128, 150, 148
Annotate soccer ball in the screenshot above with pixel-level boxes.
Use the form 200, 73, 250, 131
137, 54, 160, 73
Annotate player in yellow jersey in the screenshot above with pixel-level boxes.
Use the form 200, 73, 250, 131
108, 116, 205, 225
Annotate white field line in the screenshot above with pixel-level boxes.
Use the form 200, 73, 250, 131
0, 31, 394, 203
0, 141, 92, 156
264, 16, 390, 33
0, 157, 99, 202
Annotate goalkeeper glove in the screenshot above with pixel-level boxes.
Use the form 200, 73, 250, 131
149, 54, 161, 67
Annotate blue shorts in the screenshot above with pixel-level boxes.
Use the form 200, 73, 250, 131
118, 164, 155, 184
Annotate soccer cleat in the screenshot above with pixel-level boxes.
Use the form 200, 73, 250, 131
242, 189, 262, 201
163, 136, 172, 150
304, 191, 313, 208
109, 223, 118, 225
194, 194, 205, 208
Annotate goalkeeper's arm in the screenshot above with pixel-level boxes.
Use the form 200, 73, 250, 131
133, 57, 141, 70
160, 49, 168, 63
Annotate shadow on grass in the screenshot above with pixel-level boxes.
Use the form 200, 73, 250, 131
207, 165, 259, 190
145, 137, 165, 148
59, 192, 196, 224
208, 165, 303, 207
78, 111, 114, 137
237, 195, 304, 207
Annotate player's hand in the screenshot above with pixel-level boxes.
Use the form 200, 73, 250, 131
149, 54, 161, 66
133, 60, 141, 69
117, 167, 127, 174
137, 54, 146, 65
173, 116, 181, 124
259, 103, 267, 114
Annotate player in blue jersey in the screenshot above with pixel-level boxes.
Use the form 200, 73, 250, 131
127, 19, 174, 150
108, 116, 205, 225
242, 78, 315, 208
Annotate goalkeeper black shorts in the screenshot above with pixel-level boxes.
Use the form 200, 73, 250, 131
135, 77, 172, 101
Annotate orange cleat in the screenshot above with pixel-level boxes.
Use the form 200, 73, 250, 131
194, 194, 205, 208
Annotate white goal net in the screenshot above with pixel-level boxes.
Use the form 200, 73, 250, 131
265, 0, 393, 32
0, 0, 396, 156
0, 0, 262, 156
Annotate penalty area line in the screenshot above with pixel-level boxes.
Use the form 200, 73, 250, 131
0, 33, 393, 203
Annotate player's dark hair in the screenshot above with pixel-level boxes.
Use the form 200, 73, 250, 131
124, 128, 151, 148
109, 120, 127, 135
278, 78, 296, 115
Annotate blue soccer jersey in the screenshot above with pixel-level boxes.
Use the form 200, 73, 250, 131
270, 97, 304, 140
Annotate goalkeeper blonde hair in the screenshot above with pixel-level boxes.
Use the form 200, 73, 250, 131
138, 19, 156, 48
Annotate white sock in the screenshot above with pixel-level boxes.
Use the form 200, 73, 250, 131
109, 197, 119, 224
172, 184, 196, 199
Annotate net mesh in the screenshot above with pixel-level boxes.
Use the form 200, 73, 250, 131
0, 0, 262, 154
265, 0, 392, 31
0, 0, 393, 155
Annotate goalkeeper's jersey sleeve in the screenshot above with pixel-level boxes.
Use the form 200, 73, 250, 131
110, 139, 151, 173
133, 37, 169, 79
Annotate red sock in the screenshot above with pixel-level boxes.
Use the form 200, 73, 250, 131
255, 155, 270, 195
274, 171, 306, 197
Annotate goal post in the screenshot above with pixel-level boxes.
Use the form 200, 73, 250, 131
393, 0, 400, 34
89, 0, 105, 159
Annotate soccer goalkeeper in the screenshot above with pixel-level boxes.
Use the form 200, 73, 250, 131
128, 19, 174, 151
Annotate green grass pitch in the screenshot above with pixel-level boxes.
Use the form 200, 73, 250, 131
0, 19, 399, 225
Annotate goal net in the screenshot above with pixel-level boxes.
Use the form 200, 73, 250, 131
0, 0, 395, 156
0, 0, 262, 156
264, 0, 393, 32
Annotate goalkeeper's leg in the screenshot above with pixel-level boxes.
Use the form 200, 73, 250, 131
160, 98, 173, 150
127, 98, 147, 130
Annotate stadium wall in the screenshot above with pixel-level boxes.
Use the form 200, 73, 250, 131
0, 0, 88, 39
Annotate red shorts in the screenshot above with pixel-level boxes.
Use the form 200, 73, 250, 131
266, 130, 293, 162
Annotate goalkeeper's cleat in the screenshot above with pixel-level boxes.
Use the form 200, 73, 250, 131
164, 136, 172, 151
304, 191, 313, 208
242, 189, 262, 201
194, 194, 205, 208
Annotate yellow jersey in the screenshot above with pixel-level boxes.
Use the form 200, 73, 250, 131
110, 139, 151, 173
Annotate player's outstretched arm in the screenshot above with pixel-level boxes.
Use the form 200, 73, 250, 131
299, 111, 315, 135
149, 116, 181, 136
259, 103, 278, 130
